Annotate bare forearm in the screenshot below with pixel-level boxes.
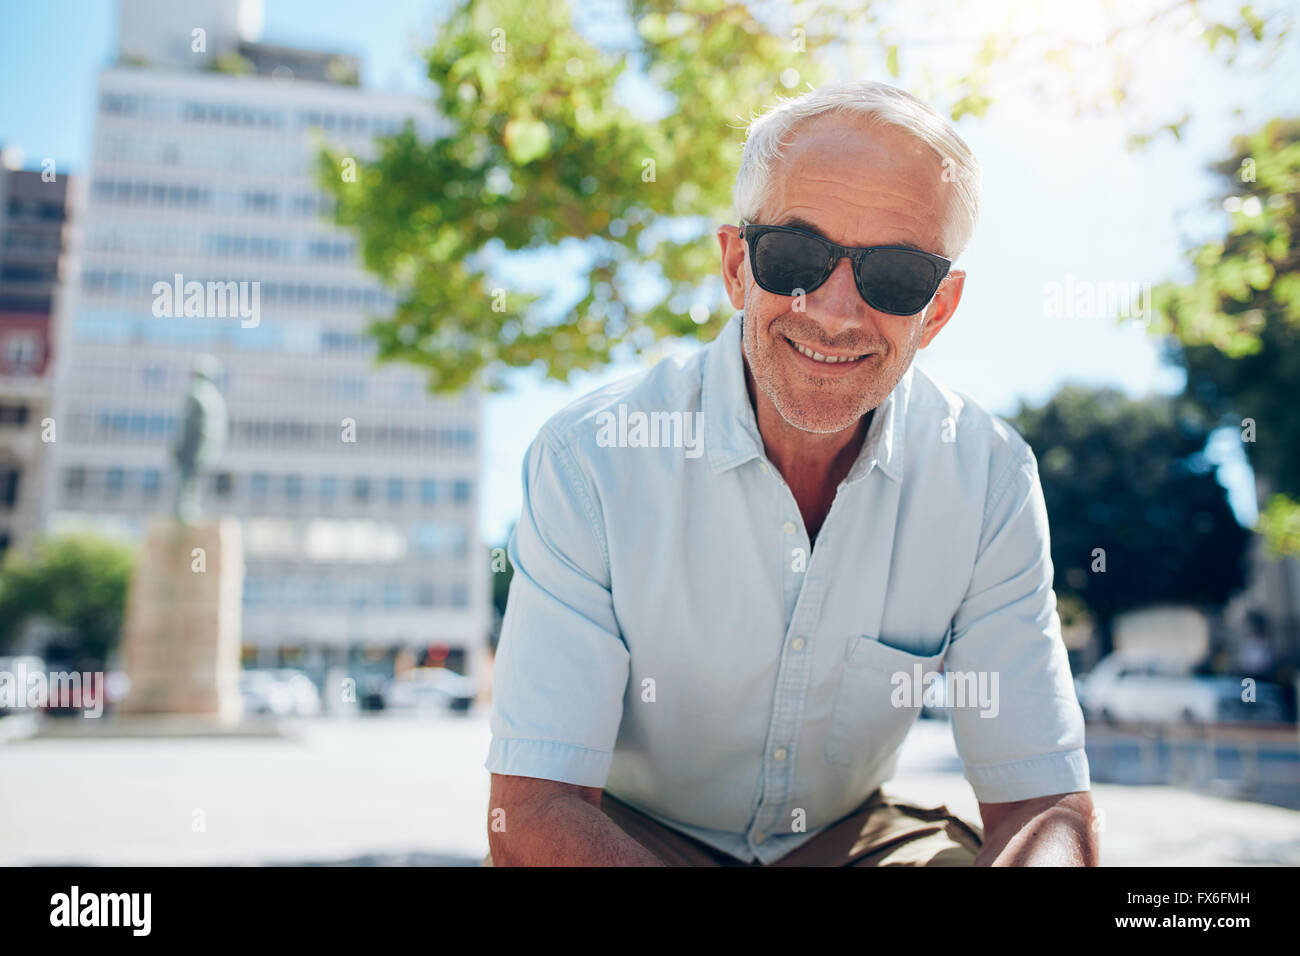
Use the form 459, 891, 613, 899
490, 794, 667, 866
975, 795, 1098, 866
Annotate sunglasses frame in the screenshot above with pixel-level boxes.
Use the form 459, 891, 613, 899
738, 220, 953, 316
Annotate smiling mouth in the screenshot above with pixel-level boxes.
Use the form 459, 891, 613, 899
784, 336, 870, 365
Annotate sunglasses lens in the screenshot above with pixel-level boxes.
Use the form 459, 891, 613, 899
856, 250, 944, 315
752, 230, 830, 295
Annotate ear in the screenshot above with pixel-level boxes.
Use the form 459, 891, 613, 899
918, 269, 964, 348
717, 224, 747, 311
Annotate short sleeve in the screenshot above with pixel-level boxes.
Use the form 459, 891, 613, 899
944, 444, 1091, 803
485, 428, 630, 788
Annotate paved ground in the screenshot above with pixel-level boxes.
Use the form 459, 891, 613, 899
891, 719, 1300, 866
1, 711, 1297, 866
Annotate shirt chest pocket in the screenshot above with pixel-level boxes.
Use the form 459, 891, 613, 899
824, 628, 953, 770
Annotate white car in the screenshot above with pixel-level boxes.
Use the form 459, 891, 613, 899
383, 668, 477, 714
1077, 653, 1228, 725
240, 669, 321, 717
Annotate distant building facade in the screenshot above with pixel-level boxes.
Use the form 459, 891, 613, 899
0, 163, 71, 560
44, 0, 490, 684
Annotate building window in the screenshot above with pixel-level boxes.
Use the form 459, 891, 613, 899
411, 523, 466, 556
64, 467, 85, 494
141, 469, 161, 496
319, 476, 337, 500
284, 475, 302, 500
0, 468, 19, 509
420, 479, 438, 505
105, 467, 126, 495
214, 472, 233, 497
352, 477, 370, 502
450, 584, 469, 608
386, 477, 403, 504
4, 333, 42, 372
250, 473, 269, 496
0, 403, 30, 426
453, 480, 471, 505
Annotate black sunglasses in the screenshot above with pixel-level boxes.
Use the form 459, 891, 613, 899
739, 221, 952, 316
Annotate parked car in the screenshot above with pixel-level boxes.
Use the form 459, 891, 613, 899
239, 669, 321, 717
382, 667, 477, 714
358, 674, 388, 711
1076, 652, 1290, 725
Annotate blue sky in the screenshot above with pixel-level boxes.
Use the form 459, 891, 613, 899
3, 0, 1296, 543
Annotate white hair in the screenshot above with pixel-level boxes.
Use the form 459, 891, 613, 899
732, 81, 982, 259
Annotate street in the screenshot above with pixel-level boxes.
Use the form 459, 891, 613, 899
1, 711, 1297, 866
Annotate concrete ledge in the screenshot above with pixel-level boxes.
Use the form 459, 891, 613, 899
20, 714, 293, 740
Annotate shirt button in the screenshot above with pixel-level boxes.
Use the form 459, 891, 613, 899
782, 521, 796, 534
760, 462, 770, 475
773, 747, 788, 761
753, 832, 766, 844
791, 637, 805, 651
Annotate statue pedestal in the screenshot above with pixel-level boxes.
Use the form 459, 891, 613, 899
118, 518, 243, 722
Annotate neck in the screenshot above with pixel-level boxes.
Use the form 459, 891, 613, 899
743, 360, 873, 492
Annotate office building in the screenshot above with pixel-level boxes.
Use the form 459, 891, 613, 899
0, 161, 72, 560
44, 0, 490, 683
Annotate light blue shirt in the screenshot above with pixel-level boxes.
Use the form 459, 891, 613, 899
487, 311, 1089, 864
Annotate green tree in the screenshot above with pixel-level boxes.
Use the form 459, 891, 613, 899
319, 0, 838, 392
0, 535, 136, 667
319, 0, 1290, 393
1009, 386, 1250, 660
1152, 117, 1300, 555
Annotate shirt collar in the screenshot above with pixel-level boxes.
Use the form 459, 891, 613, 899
702, 311, 908, 484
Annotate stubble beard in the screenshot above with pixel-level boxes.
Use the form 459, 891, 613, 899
741, 311, 896, 436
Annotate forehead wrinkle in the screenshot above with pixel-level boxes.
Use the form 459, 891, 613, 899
778, 177, 942, 215
763, 143, 950, 250
768, 177, 942, 225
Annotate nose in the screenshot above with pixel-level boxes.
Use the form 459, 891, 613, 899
806, 256, 876, 341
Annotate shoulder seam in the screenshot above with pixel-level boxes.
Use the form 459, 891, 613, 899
538, 425, 611, 575
982, 441, 1035, 529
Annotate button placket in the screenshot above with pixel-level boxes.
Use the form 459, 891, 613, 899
757, 617, 816, 842
752, 468, 868, 850
753, 492, 823, 850
770, 461, 806, 627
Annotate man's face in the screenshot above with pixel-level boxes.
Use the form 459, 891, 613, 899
718, 116, 965, 435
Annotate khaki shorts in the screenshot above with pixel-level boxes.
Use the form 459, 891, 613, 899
483, 788, 983, 867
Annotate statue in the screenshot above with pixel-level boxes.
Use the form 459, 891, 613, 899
121, 353, 242, 722
172, 355, 228, 525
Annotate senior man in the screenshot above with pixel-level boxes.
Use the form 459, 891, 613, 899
484, 81, 1097, 867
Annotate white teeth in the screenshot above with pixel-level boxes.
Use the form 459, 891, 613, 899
792, 340, 863, 364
